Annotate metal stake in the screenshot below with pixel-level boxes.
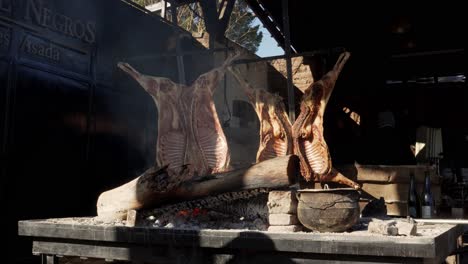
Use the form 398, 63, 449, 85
282, 0, 295, 122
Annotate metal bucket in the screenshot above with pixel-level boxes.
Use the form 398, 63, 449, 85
296, 187, 360, 232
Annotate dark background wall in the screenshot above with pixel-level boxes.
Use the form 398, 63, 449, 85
0, 0, 212, 262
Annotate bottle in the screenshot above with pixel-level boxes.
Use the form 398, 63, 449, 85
421, 170, 435, 218
407, 172, 421, 218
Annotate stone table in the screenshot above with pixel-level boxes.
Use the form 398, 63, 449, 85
18, 217, 464, 264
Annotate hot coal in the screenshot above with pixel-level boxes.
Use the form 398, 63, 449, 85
142, 190, 269, 230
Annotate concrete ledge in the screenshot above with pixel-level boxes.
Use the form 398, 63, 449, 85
18, 218, 463, 261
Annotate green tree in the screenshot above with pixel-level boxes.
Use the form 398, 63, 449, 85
132, 0, 146, 6
224, 1, 263, 52
131, 0, 263, 53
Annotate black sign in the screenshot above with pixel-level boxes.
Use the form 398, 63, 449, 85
22, 0, 96, 44
0, 0, 12, 15
0, 0, 96, 44
19, 33, 91, 75
0, 25, 11, 51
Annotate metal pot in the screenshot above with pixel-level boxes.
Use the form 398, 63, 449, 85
296, 187, 360, 232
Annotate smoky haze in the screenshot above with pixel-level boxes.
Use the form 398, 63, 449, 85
1, 0, 214, 262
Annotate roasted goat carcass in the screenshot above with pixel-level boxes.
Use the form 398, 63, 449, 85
229, 67, 293, 162
292, 52, 360, 189
117, 53, 238, 176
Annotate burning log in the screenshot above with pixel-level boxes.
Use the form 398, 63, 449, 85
96, 165, 193, 221
97, 155, 299, 220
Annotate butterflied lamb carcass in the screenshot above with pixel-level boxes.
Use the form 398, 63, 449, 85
117, 52, 239, 176
186, 53, 239, 174
292, 52, 360, 189
229, 67, 293, 162
118, 62, 189, 173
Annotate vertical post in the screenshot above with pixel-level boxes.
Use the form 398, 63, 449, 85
170, 2, 186, 85
175, 37, 186, 85
223, 42, 231, 127
199, 1, 218, 49
462, 54, 468, 185
282, 0, 295, 122
41, 255, 58, 264
170, 0, 177, 24
218, 0, 236, 39
1, 60, 14, 213
161, 0, 167, 19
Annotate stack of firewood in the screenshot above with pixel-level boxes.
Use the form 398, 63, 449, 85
267, 190, 303, 232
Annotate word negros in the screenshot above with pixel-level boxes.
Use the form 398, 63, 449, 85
25, 0, 96, 44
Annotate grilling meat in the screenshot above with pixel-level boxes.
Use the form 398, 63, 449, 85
187, 53, 239, 174
292, 52, 360, 189
118, 52, 238, 176
118, 62, 189, 173
229, 67, 293, 162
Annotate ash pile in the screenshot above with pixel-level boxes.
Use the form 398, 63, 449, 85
137, 189, 302, 232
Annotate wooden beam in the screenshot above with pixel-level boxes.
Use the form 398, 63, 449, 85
169, 3, 187, 85
218, 0, 228, 14
124, 47, 235, 61
96, 155, 299, 220
232, 47, 346, 65
391, 48, 464, 59
245, 0, 285, 49
199, 0, 237, 44
170, 1, 178, 24
161, 1, 167, 19
199, 0, 218, 47
282, 0, 295, 122
145, 1, 171, 13
217, 0, 236, 39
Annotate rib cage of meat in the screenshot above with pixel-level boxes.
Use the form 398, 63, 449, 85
117, 63, 188, 172
292, 52, 360, 189
118, 54, 238, 177
229, 68, 293, 162
188, 65, 232, 174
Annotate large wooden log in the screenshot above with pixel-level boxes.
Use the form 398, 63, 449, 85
97, 155, 299, 220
